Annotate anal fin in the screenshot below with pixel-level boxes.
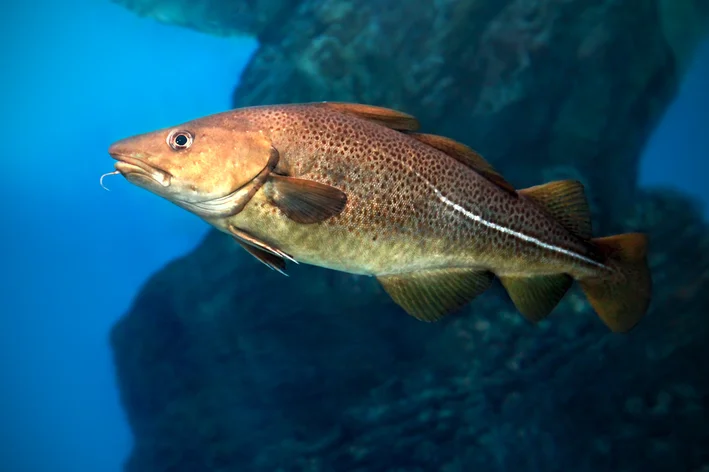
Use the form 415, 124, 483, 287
499, 274, 573, 323
378, 268, 494, 322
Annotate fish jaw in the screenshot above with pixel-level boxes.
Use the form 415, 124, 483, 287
108, 139, 172, 189
113, 156, 172, 189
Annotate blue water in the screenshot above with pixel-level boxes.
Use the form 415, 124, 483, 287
2, 2, 256, 471
1, 2, 706, 471
639, 39, 709, 208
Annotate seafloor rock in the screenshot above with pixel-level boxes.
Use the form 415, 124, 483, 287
112, 189, 709, 472
109, 0, 709, 471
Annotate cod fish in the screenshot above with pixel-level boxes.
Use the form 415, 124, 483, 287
106, 102, 651, 332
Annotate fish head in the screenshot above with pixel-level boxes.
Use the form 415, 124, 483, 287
107, 115, 278, 218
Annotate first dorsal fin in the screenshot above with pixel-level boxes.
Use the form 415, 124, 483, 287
313, 102, 420, 131
408, 133, 517, 196
518, 180, 593, 240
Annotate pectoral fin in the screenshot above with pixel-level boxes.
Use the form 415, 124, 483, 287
378, 268, 494, 322
499, 274, 573, 322
269, 174, 347, 224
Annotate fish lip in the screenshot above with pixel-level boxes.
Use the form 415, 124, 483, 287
111, 153, 172, 187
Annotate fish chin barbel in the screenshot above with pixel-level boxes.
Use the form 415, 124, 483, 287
99, 170, 121, 191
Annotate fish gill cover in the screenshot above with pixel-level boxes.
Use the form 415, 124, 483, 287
109, 0, 709, 471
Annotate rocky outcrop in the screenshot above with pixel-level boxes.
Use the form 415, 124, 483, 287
109, 0, 299, 37
112, 189, 709, 472
109, 0, 709, 471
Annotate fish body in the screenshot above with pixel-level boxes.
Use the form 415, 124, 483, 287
214, 106, 597, 277
108, 102, 651, 331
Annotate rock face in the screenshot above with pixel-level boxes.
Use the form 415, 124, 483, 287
110, 0, 300, 37
113, 188, 709, 472
115, 0, 707, 230
109, 0, 709, 471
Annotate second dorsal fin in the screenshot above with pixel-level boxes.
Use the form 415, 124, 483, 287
409, 133, 517, 196
312, 102, 420, 131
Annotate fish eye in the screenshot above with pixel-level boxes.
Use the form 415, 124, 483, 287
167, 129, 194, 151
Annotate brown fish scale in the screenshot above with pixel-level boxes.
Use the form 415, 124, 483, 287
227, 104, 599, 278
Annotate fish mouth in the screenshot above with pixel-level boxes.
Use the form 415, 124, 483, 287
111, 154, 171, 188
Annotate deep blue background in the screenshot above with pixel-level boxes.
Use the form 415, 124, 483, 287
1, 2, 706, 471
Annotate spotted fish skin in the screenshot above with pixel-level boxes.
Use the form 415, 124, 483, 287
216, 104, 601, 278
108, 102, 651, 332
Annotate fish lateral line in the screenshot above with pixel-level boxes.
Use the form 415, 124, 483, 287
409, 168, 608, 271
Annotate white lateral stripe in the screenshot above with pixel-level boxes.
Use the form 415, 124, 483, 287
411, 169, 607, 269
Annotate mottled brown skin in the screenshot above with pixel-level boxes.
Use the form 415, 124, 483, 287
208, 104, 602, 279
107, 102, 650, 331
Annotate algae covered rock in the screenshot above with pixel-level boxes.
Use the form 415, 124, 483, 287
108, 0, 709, 470
112, 189, 709, 472
110, 0, 299, 37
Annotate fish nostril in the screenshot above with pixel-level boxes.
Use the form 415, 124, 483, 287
108, 138, 136, 158
108, 141, 126, 158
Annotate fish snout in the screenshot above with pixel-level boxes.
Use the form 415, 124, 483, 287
107, 138, 171, 188
108, 138, 134, 160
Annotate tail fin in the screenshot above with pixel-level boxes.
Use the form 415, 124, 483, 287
579, 233, 652, 332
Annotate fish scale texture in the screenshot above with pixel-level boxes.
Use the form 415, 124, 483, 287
230, 104, 590, 275
108, 0, 709, 470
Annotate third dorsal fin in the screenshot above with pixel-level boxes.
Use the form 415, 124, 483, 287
518, 180, 593, 240
409, 133, 517, 196
312, 102, 420, 131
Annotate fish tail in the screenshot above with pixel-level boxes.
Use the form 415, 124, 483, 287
578, 233, 652, 332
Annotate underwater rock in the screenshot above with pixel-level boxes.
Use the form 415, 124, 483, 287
109, 0, 709, 471
110, 0, 299, 37
112, 188, 709, 471
114, 0, 708, 229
